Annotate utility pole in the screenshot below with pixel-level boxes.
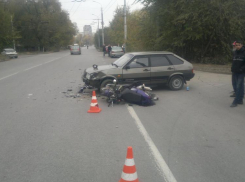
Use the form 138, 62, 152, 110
93, 1, 104, 45
93, 19, 100, 49
92, 14, 101, 49
97, 19, 100, 48
124, 0, 127, 52
11, 15, 16, 50
101, 6, 104, 45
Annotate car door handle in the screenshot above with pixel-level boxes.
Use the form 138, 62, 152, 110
143, 69, 150, 71
167, 67, 174, 70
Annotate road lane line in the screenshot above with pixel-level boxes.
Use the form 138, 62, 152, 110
127, 105, 177, 182
24, 63, 44, 71
0, 57, 64, 81
0, 72, 20, 81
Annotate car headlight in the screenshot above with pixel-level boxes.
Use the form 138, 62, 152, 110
90, 72, 98, 78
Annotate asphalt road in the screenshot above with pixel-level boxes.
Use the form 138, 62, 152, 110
0, 47, 244, 182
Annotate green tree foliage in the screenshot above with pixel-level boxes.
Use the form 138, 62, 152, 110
107, 0, 245, 64
141, 0, 245, 63
0, 1, 17, 50
0, 0, 77, 52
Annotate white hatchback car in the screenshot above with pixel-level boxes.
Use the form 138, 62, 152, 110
1, 48, 18, 58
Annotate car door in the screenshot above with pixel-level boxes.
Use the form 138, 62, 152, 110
122, 56, 151, 84
166, 54, 185, 72
150, 54, 175, 84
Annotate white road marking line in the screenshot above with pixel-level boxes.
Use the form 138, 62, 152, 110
0, 57, 64, 81
0, 72, 20, 81
127, 105, 177, 182
24, 64, 43, 71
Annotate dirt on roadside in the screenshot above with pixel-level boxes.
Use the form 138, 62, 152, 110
192, 63, 231, 75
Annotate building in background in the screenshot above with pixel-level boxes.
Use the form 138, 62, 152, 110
83, 25, 92, 36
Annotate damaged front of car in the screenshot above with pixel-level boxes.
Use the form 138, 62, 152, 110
82, 64, 121, 91
82, 54, 136, 91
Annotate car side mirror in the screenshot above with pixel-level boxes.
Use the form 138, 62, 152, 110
124, 65, 130, 70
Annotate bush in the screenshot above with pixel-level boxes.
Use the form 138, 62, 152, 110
0, 55, 10, 62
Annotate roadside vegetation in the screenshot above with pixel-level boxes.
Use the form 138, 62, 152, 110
0, 0, 77, 52
94, 0, 245, 65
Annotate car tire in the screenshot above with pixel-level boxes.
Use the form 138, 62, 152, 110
168, 75, 184, 90
100, 79, 113, 92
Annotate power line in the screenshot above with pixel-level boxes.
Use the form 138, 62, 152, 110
69, 1, 76, 12
103, 0, 114, 12
104, 0, 118, 14
70, 1, 82, 16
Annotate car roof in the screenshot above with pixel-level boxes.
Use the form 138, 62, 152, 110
127, 51, 174, 56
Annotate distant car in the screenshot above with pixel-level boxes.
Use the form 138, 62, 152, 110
1, 48, 18, 58
70, 45, 81, 55
110, 46, 124, 58
82, 51, 195, 91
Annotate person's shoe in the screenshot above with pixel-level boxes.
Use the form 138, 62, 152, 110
237, 100, 243, 105
230, 102, 237, 107
230, 93, 236, 97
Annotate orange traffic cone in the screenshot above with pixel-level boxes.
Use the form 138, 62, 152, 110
119, 146, 139, 182
87, 91, 101, 113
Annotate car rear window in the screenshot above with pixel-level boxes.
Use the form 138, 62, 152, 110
167, 55, 184, 65
150, 55, 170, 67
112, 47, 123, 51
71, 46, 80, 49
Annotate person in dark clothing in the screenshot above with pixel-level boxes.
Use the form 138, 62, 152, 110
108, 44, 112, 57
102, 44, 106, 57
230, 41, 237, 97
230, 40, 245, 107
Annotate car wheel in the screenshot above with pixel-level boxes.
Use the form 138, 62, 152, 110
100, 79, 113, 92
168, 75, 184, 90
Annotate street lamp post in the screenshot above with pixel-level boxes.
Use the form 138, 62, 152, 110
124, 0, 127, 52
93, 1, 104, 45
92, 14, 100, 49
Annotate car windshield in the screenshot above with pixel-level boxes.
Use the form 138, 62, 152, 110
113, 54, 133, 67
5, 49, 15, 52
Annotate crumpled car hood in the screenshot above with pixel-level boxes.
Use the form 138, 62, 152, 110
86, 64, 118, 74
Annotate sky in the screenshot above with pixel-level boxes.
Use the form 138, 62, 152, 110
59, 0, 144, 33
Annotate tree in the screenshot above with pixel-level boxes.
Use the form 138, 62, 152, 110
136, 0, 245, 63
0, 0, 77, 51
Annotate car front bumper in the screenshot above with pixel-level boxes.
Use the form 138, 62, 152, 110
6, 54, 18, 58
82, 72, 100, 88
